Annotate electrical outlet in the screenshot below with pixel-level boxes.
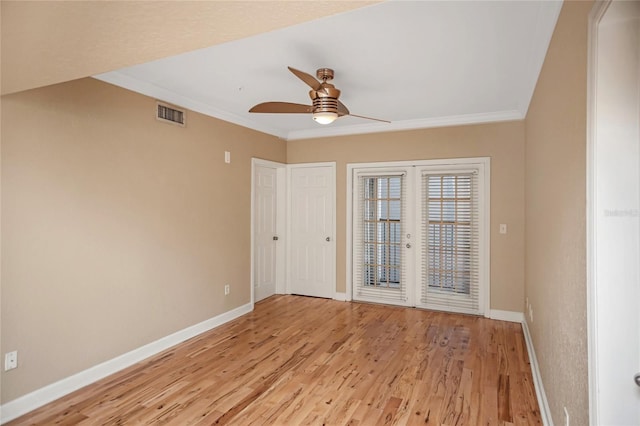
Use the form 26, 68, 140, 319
564, 406, 569, 426
4, 351, 18, 371
224, 284, 230, 295
499, 224, 507, 234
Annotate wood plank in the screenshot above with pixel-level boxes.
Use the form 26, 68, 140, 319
6, 295, 542, 425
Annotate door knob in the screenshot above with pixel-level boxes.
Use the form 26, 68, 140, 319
326, 237, 331, 242
634, 373, 640, 387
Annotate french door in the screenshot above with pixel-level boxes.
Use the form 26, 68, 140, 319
349, 158, 489, 315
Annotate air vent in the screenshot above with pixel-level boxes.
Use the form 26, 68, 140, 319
156, 102, 186, 127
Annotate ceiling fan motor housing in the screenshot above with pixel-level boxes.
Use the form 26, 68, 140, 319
309, 86, 341, 114
312, 97, 338, 114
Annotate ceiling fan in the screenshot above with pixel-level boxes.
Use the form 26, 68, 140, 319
249, 66, 390, 125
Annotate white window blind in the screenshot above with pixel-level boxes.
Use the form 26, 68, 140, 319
353, 173, 408, 304
420, 171, 480, 313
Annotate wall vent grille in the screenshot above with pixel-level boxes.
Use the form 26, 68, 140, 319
156, 102, 186, 126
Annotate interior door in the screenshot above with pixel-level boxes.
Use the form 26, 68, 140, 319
289, 164, 335, 298
253, 163, 281, 302
590, 1, 640, 423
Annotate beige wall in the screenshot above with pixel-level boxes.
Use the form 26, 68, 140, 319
524, 1, 592, 425
287, 121, 526, 313
0, 78, 285, 402
0, 1, 376, 95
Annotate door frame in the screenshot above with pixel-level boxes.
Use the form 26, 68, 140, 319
586, 4, 606, 421
346, 158, 491, 315
286, 162, 337, 297
587, 0, 640, 423
250, 158, 286, 307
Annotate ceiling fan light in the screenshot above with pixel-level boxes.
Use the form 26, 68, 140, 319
313, 111, 338, 125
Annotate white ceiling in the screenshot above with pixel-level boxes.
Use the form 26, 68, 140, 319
94, 1, 563, 141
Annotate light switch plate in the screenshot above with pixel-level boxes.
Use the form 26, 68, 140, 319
4, 351, 17, 371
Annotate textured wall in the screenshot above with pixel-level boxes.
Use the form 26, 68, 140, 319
288, 120, 526, 313
524, 1, 593, 425
0, 78, 285, 402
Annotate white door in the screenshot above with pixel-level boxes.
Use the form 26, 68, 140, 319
589, 1, 640, 423
289, 164, 335, 298
349, 159, 490, 315
253, 161, 283, 302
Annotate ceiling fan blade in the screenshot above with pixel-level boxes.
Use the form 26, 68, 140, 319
348, 113, 391, 123
249, 102, 313, 114
337, 100, 350, 116
288, 66, 322, 91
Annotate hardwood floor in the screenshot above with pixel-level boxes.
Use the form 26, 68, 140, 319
8, 295, 541, 425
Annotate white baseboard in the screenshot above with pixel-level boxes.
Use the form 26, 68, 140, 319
333, 292, 349, 302
0, 302, 253, 424
489, 309, 525, 323
522, 319, 553, 426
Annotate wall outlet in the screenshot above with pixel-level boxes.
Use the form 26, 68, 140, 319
499, 223, 507, 234
4, 351, 18, 371
564, 406, 569, 426
224, 284, 230, 295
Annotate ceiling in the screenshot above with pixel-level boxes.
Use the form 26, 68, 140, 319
94, 1, 563, 141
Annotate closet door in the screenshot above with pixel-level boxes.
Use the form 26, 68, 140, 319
253, 164, 279, 302
288, 163, 335, 299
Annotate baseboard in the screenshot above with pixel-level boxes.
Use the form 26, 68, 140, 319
521, 319, 553, 426
333, 292, 349, 302
489, 309, 525, 323
0, 302, 253, 424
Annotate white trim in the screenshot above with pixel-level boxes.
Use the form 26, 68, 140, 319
522, 319, 553, 426
489, 310, 524, 323
286, 110, 522, 141
251, 158, 287, 305
0, 303, 253, 424
93, 74, 522, 142
333, 292, 349, 302
586, 2, 611, 425
346, 166, 354, 302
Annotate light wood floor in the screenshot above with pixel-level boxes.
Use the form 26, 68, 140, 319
8, 295, 541, 425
